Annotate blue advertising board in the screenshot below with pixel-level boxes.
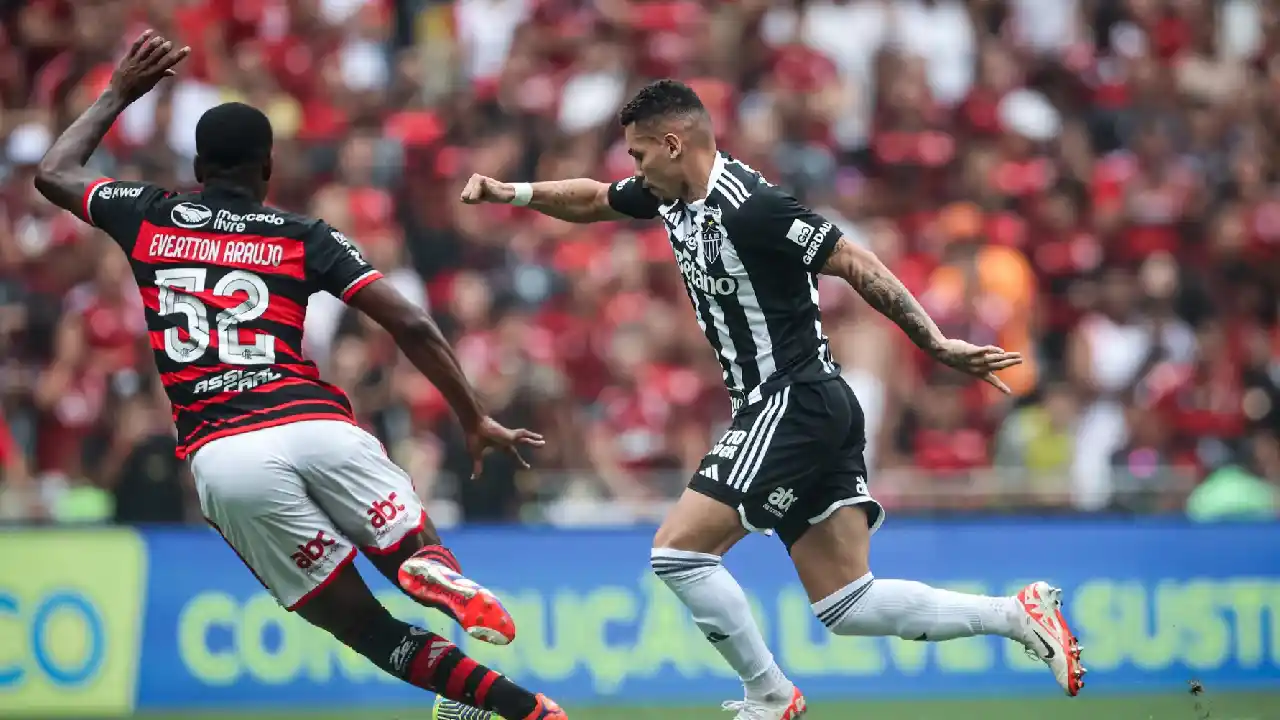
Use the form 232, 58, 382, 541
1, 519, 1278, 714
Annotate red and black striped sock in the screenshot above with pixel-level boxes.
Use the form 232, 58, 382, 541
412, 545, 462, 573
348, 613, 536, 720
405, 635, 534, 717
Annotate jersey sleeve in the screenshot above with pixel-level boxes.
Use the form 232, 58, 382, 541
304, 221, 384, 301
82, 178, 169, 251
606, 176, 661, 219
727, 185, 844, 271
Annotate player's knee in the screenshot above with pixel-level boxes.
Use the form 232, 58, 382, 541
653, 496, 745, 554
650, 546, 723, 586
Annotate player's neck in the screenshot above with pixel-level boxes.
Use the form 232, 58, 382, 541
202, 176, 265, 201
680, 148, 720, 204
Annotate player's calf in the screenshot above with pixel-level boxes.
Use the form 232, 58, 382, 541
811, 572, 1022, 641
334, 605, 555, 718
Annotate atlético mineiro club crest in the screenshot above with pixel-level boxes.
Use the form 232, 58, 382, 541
700, 205, 724, 265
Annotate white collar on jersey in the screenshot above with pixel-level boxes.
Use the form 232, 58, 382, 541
660, 151, 728, 218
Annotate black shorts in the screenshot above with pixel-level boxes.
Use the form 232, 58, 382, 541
688, 377, 885, 550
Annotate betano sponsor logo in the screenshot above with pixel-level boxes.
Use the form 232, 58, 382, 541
674, 250, 738, 297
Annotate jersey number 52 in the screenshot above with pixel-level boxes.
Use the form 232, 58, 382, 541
155, 268, 276, 365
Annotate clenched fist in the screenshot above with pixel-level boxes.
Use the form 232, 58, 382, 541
460, 174, 514, 204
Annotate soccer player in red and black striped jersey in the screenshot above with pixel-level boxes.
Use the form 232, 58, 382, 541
34, 31, 567, 720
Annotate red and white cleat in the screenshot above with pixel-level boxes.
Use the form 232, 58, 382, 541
722, 686, 807, 720
1016, 581, 1086, 696
398, 558, 516, 645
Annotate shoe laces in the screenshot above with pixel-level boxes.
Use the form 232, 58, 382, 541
721, 699, 771, 720
1015, 600, 1051, 662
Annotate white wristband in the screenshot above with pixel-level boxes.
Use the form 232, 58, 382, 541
510, 182, 533, 207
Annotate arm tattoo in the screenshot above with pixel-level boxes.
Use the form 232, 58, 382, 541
824, 238, 944, 352
527, 179, 623, 223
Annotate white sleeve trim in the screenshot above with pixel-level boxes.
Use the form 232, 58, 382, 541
84, 179, 114, 225
341, 269, 379, 298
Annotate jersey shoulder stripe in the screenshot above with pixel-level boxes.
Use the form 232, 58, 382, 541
723, 160, 762, 193
712, 174, 749, 209
711, 159, 762, 210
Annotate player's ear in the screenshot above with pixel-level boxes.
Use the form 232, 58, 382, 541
664, 133, 681, 160
193, 155, 205, 183
262, 156, 273, 182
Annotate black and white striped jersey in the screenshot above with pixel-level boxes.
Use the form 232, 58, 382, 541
607, 152, 844, 414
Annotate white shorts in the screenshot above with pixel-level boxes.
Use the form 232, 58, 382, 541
190, 419, 426, 610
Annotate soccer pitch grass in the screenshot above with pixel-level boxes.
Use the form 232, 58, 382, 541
139, 692, 1280, 720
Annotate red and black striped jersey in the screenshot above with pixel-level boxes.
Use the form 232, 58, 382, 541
83, 178, 383, 459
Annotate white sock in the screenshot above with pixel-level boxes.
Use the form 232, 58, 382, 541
813, 573, 1020, 641
651, 548, 792, 700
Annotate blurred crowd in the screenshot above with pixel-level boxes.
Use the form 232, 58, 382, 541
0, 0, 1278, 525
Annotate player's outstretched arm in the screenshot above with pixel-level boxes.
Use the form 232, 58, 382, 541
820, 238, 947, 353
346, 279, 545, 476
459, 173, 660, 223
34, 30, 188, 220
820, 238, 1022, 393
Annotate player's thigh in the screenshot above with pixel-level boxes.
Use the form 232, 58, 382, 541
656, 388, 788, 554
191, 429, 358, 612
668, 384, 829, 552
789, 505, 875, 603
654, 487, 748, 555
784, 378, 887, 602
293, 559, 389, 642
291, 421, 433, 567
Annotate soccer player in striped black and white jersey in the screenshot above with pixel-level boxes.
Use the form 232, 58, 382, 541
462, 80, 1086, 715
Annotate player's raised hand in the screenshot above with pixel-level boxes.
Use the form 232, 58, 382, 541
459, 174, 515, 204
109, 30, 190, 104
465, 416, 546, 480
930, 338, 1023, 394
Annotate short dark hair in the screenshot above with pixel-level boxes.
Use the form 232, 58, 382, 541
195, 102, 273, 170
618, 79, 706, 128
